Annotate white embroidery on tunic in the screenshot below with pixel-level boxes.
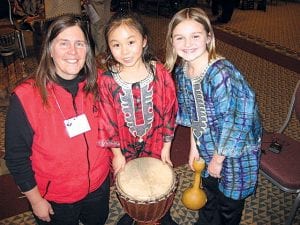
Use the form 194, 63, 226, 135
112, 70, 154, 142
184, 58, 223, 140
190, 77, 207, 139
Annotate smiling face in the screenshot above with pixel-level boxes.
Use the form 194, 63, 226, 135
172, 19, 211, 64
50, 26, 87, 80
108, 24, 147, 70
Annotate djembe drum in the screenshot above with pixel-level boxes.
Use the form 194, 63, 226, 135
116, 157, 178, 225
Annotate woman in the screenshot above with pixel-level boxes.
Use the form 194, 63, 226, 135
5, 15, 111, 225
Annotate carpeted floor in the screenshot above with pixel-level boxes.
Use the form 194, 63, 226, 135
215, 2, 300, 60
0, 1, 300, 225
0, 164, 299, 225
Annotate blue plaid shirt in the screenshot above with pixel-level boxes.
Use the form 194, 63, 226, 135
175, 59, 262, 200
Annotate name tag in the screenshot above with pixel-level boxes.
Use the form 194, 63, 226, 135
64, 114, 91, 138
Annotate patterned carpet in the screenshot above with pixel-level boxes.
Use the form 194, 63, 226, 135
215, 2, 300, 61
0, 1, 300, 225
1, 164, 299, 225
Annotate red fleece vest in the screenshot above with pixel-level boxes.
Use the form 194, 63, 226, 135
15, 79, 111, 203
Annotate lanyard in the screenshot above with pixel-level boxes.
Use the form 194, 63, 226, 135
52, 87, 83, 120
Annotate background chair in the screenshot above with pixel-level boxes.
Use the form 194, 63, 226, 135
0, 0, 27, 59
119, 0, 133, 11
270, 0, 288, 5
33, 0, 88, 59
260, 80, 300, 225
43, 0, 84, 31
138, 0, 180, 17
0, 0, 27, 102
44, 0, 82, 20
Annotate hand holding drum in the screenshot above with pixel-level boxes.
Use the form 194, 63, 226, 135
181, 158, 207, 210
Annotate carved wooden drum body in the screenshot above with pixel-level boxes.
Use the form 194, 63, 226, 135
116, 157, 178, 224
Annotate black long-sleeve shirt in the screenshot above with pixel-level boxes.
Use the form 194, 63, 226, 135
5, 94, 35, 192
4, 76, 81, 192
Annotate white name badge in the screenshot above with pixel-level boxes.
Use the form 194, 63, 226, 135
64, 114, 91, 138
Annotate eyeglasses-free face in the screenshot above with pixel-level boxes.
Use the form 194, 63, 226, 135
50, 25, 87, 80
172, 19, 210, 64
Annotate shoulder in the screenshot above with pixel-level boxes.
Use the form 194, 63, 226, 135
97, 69, 114, 84
207, 59, 255, 97
173, 64, 184, 82
209, 58, 229, 72
153, 61, 168, 75
153, 62, 175, 83
155, 62, 166, 71
173, 63, 184, 74
207, 58, 243, 82
97, 68, 112, 78
14, 79, 36, 96
13, 79, 44, 112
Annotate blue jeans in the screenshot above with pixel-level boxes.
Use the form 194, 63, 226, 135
34, 176, 110, 225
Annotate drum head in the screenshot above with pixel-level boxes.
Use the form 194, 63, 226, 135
116, 157, 175, 202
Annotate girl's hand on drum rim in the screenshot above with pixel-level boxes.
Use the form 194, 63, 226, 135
113, 166, 125, 176
112, 153, 126, 176
162, 157, 173, 167
161, 143, 173, 167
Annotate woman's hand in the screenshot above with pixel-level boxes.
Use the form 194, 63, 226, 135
207, 153, 225, 178
24, 186, 54, 222
32, 198, 54, 222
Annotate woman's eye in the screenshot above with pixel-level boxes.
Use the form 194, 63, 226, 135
75, 41, 86, 48
129, 41, 135, 45
112, 43, 119, 48
59, 41, 68, 47
193, 35, 200, 39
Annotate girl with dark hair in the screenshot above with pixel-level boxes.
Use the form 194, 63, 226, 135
98, 12, 178, 225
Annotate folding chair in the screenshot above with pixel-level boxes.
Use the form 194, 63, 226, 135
0, 0, 27, 59
260, 80, 300, 225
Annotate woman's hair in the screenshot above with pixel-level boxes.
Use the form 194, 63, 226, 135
36, 15, 98, 104
104, 11, 156, 73
164, 7, 217, 72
